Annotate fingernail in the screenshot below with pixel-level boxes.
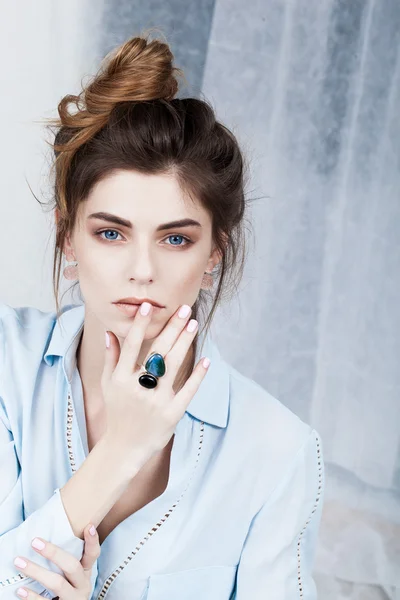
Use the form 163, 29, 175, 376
17, 589, 28, 598
179, 304, 191, 318
14, 557, 27, 569
89, 525, 96, 536
105, 331, 110, 348
186, 319, 198, 332
32, 538, 46, 550
140, 302, 152, 316
203, 357, 211, 369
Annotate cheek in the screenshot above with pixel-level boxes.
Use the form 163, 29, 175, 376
164, 268, 205, 313
74, 257, 112, 304
169, 265, 203, 290
80, 251, 116, 282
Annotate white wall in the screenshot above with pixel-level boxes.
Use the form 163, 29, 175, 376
0, 0, 103, 310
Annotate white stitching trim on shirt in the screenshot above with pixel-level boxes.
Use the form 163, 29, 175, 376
96, 421, 205, 600
66, 390, 205, 600
0, 572, 29, 588
297, 431, 322, 597
67, 392, 77, 472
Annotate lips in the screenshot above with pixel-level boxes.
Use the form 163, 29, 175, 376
114, 301, 163, 318
115, 297, 163, 308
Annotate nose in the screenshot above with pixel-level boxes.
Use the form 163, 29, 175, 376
128, 245, 155, 284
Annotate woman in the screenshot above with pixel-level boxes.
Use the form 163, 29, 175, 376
0, 32, 324, 599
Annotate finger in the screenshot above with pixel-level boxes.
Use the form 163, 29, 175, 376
16, 585, 44, 599
170, 356, 211, 421
158, 317, 198, 390
13, 554, 73, 600
28, 535, 87, 591
110, 301, 154, 380
145, 304, 193, 359
81, 523, 101, 571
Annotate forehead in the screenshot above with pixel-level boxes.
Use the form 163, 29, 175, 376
80, 169, 207, 223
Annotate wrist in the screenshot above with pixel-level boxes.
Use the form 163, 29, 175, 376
97, 433, 149, 478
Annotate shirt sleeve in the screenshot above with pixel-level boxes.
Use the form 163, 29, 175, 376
233, 428, 325, 599
0, 323, 85, 598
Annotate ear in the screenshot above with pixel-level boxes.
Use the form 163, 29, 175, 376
206, 233, 228, 272
54, 208, 75, 262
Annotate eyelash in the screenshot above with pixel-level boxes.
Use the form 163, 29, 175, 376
94, 229, 194, 248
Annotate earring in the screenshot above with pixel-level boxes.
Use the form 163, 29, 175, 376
63, 261, 78, 281
201, 270, 214, 290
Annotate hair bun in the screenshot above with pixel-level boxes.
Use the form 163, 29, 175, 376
48, 30, 185, 159
46, 31, 186, 214
86, 31, 184, 110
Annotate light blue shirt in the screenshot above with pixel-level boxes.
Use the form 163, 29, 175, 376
0, 302, 325, 599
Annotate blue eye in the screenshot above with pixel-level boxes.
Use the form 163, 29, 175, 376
96, 230, 122, 241
165, 234, 191, 247
95, 230, 193, 248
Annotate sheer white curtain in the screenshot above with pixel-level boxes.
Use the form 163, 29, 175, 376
203, 0, 400, 598
2, 1, 399, 597
0, 0, 102, 309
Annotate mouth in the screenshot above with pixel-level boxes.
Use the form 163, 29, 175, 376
114, 302, 163, 317
113, 298, 164, 308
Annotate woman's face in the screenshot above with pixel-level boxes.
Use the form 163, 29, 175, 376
59, 169, 220, 341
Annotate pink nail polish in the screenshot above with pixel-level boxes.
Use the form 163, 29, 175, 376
32, 538, 46, 550
14, 557, 27, 569
17, 588, 28, 598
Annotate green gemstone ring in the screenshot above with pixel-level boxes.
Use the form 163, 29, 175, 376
138, 352, 166, 389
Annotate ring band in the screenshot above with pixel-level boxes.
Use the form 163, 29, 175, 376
138, 352, 166, 389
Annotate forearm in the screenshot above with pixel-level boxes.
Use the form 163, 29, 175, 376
60, 436, 146, 540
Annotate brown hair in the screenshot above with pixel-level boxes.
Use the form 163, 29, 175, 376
39, 30, 253, 357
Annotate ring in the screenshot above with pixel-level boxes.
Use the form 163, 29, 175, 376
138, 352, 166, 389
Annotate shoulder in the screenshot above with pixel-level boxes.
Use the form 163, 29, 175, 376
0, 302, 55, 327
226, 362, 321, 497
228, 362, 313, 448
0, 303, 57, 409
0, 303, 56, 359
0, 303, 59, 431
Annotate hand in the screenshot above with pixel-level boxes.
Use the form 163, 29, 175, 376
14, 523, 100, 599
101, 302, 211, 463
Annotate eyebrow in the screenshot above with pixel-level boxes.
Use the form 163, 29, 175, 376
87, 212, 202, 231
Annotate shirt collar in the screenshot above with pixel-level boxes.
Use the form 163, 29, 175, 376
44, 303, 230, 428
